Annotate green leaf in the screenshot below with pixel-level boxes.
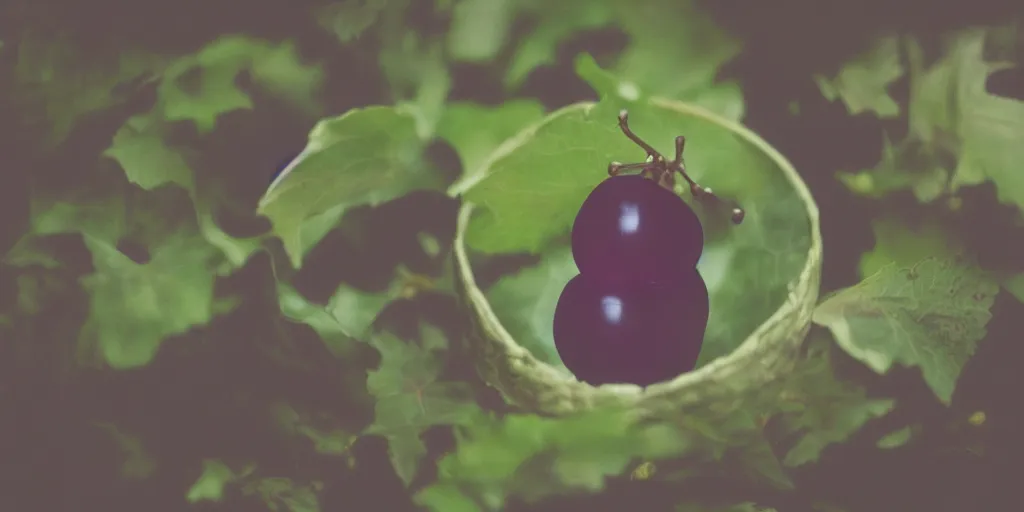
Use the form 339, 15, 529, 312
321, 278, 397, 337
257, 106, 435, 268
835, 136, 950, 202
79, 229, 221, 368
23, 182, 239, 368
460, 101, 625, 254
815, 35, 903, 118
1005, 273, 1024, 303
876, 426, 913, 449
455, 106, 596, 254
278, 273, 404, 354
610, 0, 743, 118
858, 216, 962, 279
575, 53, 642, 106
29, 194, 128, 244
5, 236, 64, 270
152, 35, 324, 130
316, 0, 389, 43
406, 45, 452, 138
192, 194, 265, 270
486, 247, 575, 368
842, 29, 1024, 206
376, 10, 452, 137
416, 484, 484, 512
8, 268, 69, 316
447, 0, 513, 62
502, 0, 743, 117
365, 327, 480, 486
100, 113, 262, 269
812, 257, 999, 403
94, 422, 157, 479
277, 285, 356, 348
242, 477, 323, 512
104, 114, 194, 190
776, 336, 894, 466
416, 407, 691, 508
438, 100, 546, 185
503, 1, 614, 87
685, 83, 746, 122
187, 459, 248, 503
942, 35, 1024, 210
157, 37, 255, 133
249, 40, 325, 114
300, 428, 355, 457
272, 403, 357, 458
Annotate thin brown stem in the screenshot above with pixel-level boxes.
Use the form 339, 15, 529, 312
613, 110, 746, 224
617, 110, 663, 162
608, 161, 650, 176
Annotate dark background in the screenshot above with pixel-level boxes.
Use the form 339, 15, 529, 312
1, 0, 1022, 511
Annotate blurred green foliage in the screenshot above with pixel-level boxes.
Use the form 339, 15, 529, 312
2, 1, 1022, 511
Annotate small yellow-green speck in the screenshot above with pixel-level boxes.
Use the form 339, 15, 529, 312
849, 173, 874, 193
968, 411, 986, 426
630, 461, 655, 480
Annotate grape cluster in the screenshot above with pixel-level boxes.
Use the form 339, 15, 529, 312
553, 111, 744, 387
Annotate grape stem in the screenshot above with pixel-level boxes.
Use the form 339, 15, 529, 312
608, 110, 746, 225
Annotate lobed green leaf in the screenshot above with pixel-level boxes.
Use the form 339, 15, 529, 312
813, 257, 999, 404
258, 106, 439, 268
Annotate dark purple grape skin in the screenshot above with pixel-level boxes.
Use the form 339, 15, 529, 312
552, 270, 710, 387
571, 174, 703, 284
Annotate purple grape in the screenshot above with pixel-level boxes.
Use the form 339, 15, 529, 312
552, 271, 709, 387
549, 110, 743, 385
571, 174, 703, 284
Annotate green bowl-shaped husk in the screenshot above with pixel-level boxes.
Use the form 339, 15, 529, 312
452, 98, 822, 418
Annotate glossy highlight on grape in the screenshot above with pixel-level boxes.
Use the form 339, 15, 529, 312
553, 110, 744, 387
